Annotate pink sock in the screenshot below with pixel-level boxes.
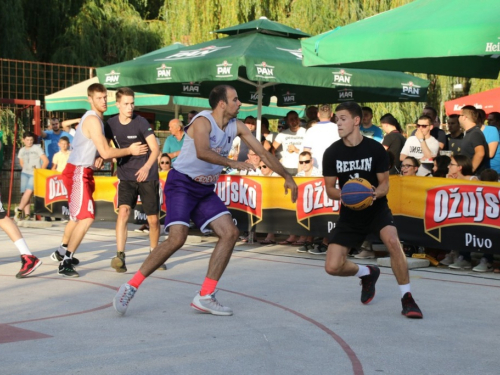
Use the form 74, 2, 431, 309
200, 277, 218, 296
128, 270, 146, 289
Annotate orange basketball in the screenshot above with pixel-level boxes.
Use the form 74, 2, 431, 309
340, 178, 374, 210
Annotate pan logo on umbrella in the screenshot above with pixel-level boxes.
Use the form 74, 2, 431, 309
216, 60, 233, 78
282, 91, 296, 104
331, 69, 352, 87
255, 62, 276, 79
485, 37, 500, 52
104, 70, 121, 86
182, 82, 201, 95
156, 64, 172, 81
156, 45, 231, 61
400, 81, 421, 98
248, 91, 265, 104
338, 88, 354, 101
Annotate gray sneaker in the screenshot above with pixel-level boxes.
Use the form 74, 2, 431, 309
113, 283, 137, 315
191, 291, 233, 316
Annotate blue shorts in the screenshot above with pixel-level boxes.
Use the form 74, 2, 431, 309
164, 169, 229, 233
20, 172, 34, 193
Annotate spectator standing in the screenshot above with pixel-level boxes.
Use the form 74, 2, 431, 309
400, 115, 440, 176
487, 112, 500, 173
458, 105, 490, 174
187, 110, 198, 125
360, 107, 383, 142
41, 117, 73, 169
446, 114, 463, 156
380, 114, 406, 175
162, 119, 185, 164
302, 104, 339, 174
61, 118, 80, 137
479, 119, 499, 175
272, 110, 306, 175
51, 136, 71, 173
15, 132, 49, 221
415, 106, 448, 150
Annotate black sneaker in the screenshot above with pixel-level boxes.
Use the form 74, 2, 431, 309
308, 243, 328, 255
50, 249, 80, 265
401, 292, 423, 319
16, 255, 42, 279
359, 265, 380, 304
111, 252, 127, 273
58, 260, 79, 277
296, 242, 313, 253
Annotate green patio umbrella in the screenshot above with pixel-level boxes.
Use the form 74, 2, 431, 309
45, 77, 304, 120
96, 17, 429, 139
301, 0, 500, 79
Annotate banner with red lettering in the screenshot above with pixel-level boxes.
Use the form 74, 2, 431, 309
34, 171, 500, 254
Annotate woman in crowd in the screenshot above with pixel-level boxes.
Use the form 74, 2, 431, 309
159, 153, 172, 172
400, 156, 419, 176
432, 155, 451, 177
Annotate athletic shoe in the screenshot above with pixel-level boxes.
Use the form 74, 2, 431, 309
296, 242, 313, 253
348, 248, 359, 257
472, 258, 493, 273
50, 248, 80, 265
16, 255, 42, 279
111, 252, 127, 273
448, 256, 472, 270
439, 251, 457, 266
14, 207, 23, 222
308, 243, 328, 255
354, 249, 376, 259
359, 265, 380, 304
58, 259, 79, 277
113, 283, 137, 315
191, 291, 233, 316
401, 292, 423, 319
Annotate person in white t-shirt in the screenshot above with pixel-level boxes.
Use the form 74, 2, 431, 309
272, 111, 306, 175
400, 115, 439, 176
302, 104, 339, 174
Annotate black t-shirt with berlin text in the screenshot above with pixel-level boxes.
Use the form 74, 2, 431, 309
323, 136, 389, 223
105, 114, 159, 181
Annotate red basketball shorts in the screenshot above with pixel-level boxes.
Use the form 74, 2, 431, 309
62, 163, 95, 221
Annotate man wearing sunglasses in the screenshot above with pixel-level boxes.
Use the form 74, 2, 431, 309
296, 151, 321, 177
400, 115, 439, 176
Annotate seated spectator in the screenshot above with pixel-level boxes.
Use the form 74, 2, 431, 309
446, 154, 478, 180
159, 153, 172, 172
381, 114, 406, 174
239, 150, 262, 176
296, 151, 321, 177
480, 168, 499, 182
400, 156, 420, 176
400, 115, 440, 176
432, 155, 451, 177
51, 136, 71, 173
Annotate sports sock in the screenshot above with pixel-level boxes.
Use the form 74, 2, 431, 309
200, 277, 218, 296
355, 265, 370, 278
399, 284, 411, 297
128, 270, 146, 289
63, 251, 74, 262
58, 243, 68, 255
14, 238, 32, 256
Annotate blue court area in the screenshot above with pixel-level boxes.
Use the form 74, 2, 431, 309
1, 222, 499, 375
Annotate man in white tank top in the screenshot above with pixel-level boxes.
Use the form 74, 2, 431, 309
114, 85, 298, 316
53, 83, 148, 277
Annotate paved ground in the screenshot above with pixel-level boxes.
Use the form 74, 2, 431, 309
1, 221, 499, 375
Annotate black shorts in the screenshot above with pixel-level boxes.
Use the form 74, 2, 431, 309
328, 206, 395, 248
0, 197, 6, 219
117, 180, 160, 215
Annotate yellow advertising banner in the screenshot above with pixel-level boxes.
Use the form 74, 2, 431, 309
34, 170, 500, 254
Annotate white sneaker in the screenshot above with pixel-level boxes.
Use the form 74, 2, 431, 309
354, 249, 376, 259
449, 256, 472, 270
440, 251, 457, 266
113, 283, 137, 315
191, 291, 233, 316
472, 258, 493, 273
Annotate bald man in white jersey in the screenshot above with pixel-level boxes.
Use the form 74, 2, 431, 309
53, 83, 148, 277
114, 85, 298, 316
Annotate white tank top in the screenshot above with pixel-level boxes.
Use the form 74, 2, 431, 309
67, 110, 102, 167
174, 110, 237, 185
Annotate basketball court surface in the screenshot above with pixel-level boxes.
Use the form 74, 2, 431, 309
1, 221, 498, 374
